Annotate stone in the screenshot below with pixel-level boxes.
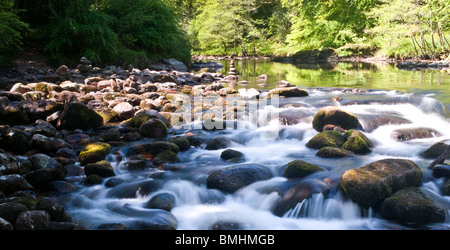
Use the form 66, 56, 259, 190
206, 164, 273, 193
0, 174, 34, 195
391, 127, 442, 141
205, 136, 232, 150
431, 164, 450, 178
316, 147, 354, 158
167, 136, 191, 152
305, 130, 346, 150
0, 152, 20, 175
55, 65, 71, 80
220, 149, 244, 161
14, 210, 50, 230
152, 150, 180, 166
79, 142, 112, 165
1, 128, 30, 155
339, 158, 423, 207
0, 217, 13, 230
283, 160, 325, 178
129, 141, 179, 157
342, 135, 371, 155
145, 193, 176, 211
0, 202, 30, 224
268, 87, 308, 98
0, 100, 30, 126
420, 142, 450, 159
162, 58, 188, 72
57, 102, 104, 131
36, 197, 72, 222
380, 187, 446, 224
84, 160, 115, 178
312, 106, 360, 132
139, 118, 168, 138
112, 102, 134, 120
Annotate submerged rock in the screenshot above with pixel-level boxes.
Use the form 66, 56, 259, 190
380, 187, 446, 224
312, 106, 360, 132
206, 164, 273, 193
145, 193, 176, 211
391, 127, 442, 141
205, 136, 232, 150
268, 87, 308, 98
339, 158, 423, 207
305, 130, 345, 150
316, 147, 354, 158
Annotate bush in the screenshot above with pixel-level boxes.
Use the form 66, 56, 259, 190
0, 0, 28, 65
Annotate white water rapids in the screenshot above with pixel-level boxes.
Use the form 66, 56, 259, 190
62, 88, 450, 230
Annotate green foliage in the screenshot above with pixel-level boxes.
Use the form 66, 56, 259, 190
0, 0, 28, 65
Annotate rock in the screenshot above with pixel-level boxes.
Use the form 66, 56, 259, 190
0, 100, 30, 126
139, 118, 168, 138
84, 174, 103, 185
55, 65, 71, 80
391, 127, 442, 141
312, 106, 360, 132
130, 141, 179, 157
0, 128, 30, 154
211, 221, 244, 230
9, 83, 33, 94
162, 58, 188, 72
273, 179, 329, 216
77, 64, 92, 73
145, 193, 176, 211
339, 158, 423, 207
152, 150, 180, 166
22, 99, 63, 121
14, 210, 50, 230
358, 114, 412, 132
123, 156, 146, 171
0, 175, 34, 195
431, 164, 450, 178
220, 149, 244, 161
0, 152, 20, 175
206, 164, 273, 193
443, 179, 450, 196
268, 87, 308, 98
316, 147, 354, 158
57, 102, 104, 131
30, 134, 52, 153
167, 136, 191, 152
97, 223, 128, 230
0, 202, 30, 224
29, 153, 61, 171
153, 74, 180, 85
380, 187, 446, 224
84, 160, 115, 178
24, 154, 66, 189
79, 142, 112, 165
283, 160, 325, 178
205, 136, 232, 150
36, 197, 72, 222
305, 130, 345, 150
342, 134, 371, 155
0, 217, 13, 230
33, 120, 57, 137
112, 102, 134, 120
420, 142, 450, 159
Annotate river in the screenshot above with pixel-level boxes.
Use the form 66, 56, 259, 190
62, 59, 450, 230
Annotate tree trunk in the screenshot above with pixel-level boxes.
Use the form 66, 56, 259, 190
411, 35, 419, 56
430, 10, 437, 49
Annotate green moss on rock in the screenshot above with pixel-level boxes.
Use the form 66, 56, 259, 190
342, 135, 371, 154
79, 143, 112, 165
306, 130, 345, 150
316, 146, 354, 158
312, 106, 360, 132
84, 160, 115, 177
283, 160, 325, 178
152, 150, 180, 166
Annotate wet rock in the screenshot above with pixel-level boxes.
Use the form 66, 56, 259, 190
139, 118, 168, 138
152, 150, 180, 166
97, 223, 128, 230
0, 152, 20, 175
145, 193, 176, 211
24, 154, 66, 189
273, 179, 329, 216
36, 197, 72, 222
112, 102, 135, 120
0, 202, 30, 224
312, 106, 360, 132
305, 130, 345, 150
14, 210, 50, 230
57, 102, 104, 131
420, 142, 450, 159
47, 221, 85, 230
210, 221, 244, 230
84, 160, 115, 178
205, 136, 232, 150
431, 164, 450, 178
29, 153, 61, 171
30, 134, 52, 153
206, 164, 273, 193
339, 158, 423, 207
167, 136, 191, 152
220, 149, 244, 161
443, 179, 450, 196
0, 100, 30, 126
268, 87, 308, 98
283, 160, 325, 178
342, 131, 372, 155
79, 142, 112, 165
391, 127, 442, 141
1, 128, 30, 154
358, 114, 412, 132
0, 217, 13, 230
33, 120, 57, 137
0, 175, 34, 195
84, 174, 103, 185
316, 147, 354, 158
380, 187, 446, 224
130, 141, 179, 157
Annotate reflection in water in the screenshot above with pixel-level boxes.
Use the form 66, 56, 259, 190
215, 59, 450, 111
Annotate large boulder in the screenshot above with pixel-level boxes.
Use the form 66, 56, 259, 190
342, 131, 372, 155
0, 174, 34, 195
139, 118, 168, 138
206, 164, 273, 193
380, 187, 446, 224
391, 127, 442, 142
24, 154, 67, 189
312, 106, 360, 132
84, 160, 115, 178
420, 142, 449, 159
57, 102, 103, 131
339, 159, 423, 207
305, 130, 345, 150
282, 160, 325, 178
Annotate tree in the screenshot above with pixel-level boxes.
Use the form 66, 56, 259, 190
0, 0, 28, 65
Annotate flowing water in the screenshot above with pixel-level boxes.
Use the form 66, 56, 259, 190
62, 60, 450, 230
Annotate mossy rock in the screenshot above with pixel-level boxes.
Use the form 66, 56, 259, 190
283, 160, 325, 178
220, 149, 244, 161
84, 160, 115, 178
339, 158, 423, 207
344, 130, 373, 147
79, 142, 112, 165
342, 135, 371, 155
97, 108, 119, 123
145, 193, 176, 211
305, 130, 345, 150
316, 147, 354, 158
267, 87, 308, 98
130, 141, 180, 157
312, 106, 360, 132
152, 150, 180, 166
167, 136, 191, 152
205, 136, 232, 150
420, 142, 449, 159
139, 118, 168, 138
34, 82, 50, 94
380, 187, 446, 224
132, 111, 152, 127
84, 174, 104, 186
